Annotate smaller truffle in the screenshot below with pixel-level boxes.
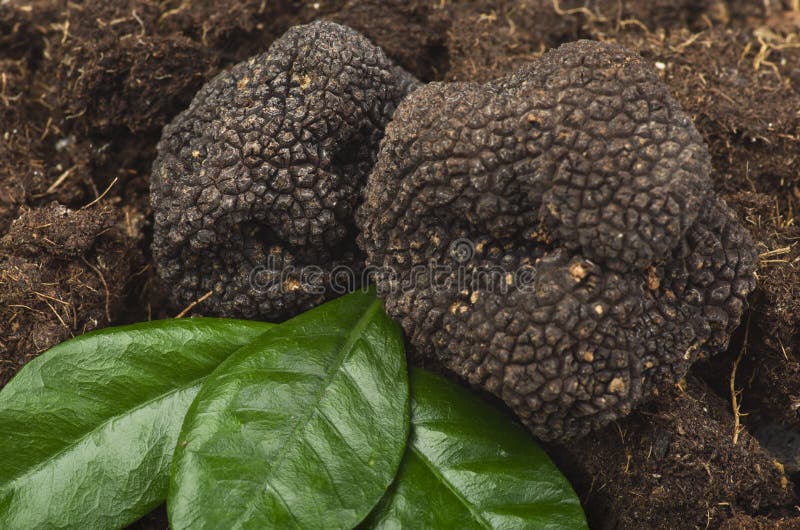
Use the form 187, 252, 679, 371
358, 40, 758, 441
151, 21, 419, 319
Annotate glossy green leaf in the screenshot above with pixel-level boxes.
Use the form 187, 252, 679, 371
0, 318, 273, 530
363, 368, 588, 530
169, 289, 409, 530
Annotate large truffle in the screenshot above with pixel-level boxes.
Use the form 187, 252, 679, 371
358, 40, 758, 441
151, 21, 418, 319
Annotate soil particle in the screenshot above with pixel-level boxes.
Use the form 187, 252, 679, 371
56, 31, 219, 136
719, 513, 800, 529
591, 0, 721, 30
755, 423, 800, 476
0, 202, 142, 387
748, 348, 800, 443
0, 8, 47, 230
437, 0, 733, 82
693, 192, 800, 466
331, 0, 448, 80
727, 192, 800, 355
726, 0, 800, 27
549, 376, 796, 529
439, 0, 584, 82
609, 28, 800, 213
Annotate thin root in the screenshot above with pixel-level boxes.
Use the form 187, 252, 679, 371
175, 290, 213, 318
730, 313, 751, 445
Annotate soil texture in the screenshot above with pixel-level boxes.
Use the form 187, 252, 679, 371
1, 1, 799, 528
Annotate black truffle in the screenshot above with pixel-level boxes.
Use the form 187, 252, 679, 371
358, 40, 757, 441
151, 21, 418, 319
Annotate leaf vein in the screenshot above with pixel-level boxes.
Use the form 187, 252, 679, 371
225, 298, 382, 527
4, 378, 205, 487
410, 444, 493, 529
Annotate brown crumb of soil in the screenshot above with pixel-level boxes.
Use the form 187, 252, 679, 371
0, 202, 142, 387
549, 376, 796, 529
719, 513, 800, 530
609, 28, 800, 214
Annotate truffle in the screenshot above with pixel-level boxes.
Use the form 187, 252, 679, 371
358, 40, 757, 441
151, 21, 419, 319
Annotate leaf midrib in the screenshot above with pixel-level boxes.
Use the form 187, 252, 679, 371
228, 298, 382, 528
409, 443, 492, 530
2, 375, 209, 490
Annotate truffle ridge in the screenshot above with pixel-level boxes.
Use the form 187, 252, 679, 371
358, 40, 758, 441
151, 21, 419, 319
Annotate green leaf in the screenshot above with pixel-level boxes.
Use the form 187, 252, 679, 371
362, 368, 588, 530
0, 318, 273, 530
169, 289, 409, 530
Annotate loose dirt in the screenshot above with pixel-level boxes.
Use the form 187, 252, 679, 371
1, 1, 798, 527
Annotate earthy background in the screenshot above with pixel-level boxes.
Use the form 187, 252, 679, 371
1, 1, 799, 528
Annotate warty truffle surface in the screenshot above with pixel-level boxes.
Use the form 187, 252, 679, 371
357, 40, 758, 441
151, 20, 419, 319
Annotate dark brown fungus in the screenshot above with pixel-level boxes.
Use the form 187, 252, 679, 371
358, 40, 758, 441
151, 21, 418, 319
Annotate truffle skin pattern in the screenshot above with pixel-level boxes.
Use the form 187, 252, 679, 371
151, 21, 419, 319
358, 40, 758, 441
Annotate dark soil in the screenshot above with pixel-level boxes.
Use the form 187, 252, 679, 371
0, 202, 141, 385
549, 376, 796, 529
1, 1, 798, 528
